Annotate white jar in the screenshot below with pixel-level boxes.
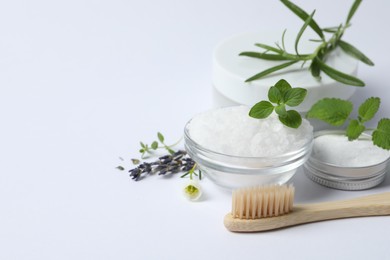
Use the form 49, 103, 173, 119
212, 32, 359, 113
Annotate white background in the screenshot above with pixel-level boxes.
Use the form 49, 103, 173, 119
1, 0, 390, 259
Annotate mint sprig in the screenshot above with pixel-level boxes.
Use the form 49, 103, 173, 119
249, 79, 307, 128
307, 97, 390, 150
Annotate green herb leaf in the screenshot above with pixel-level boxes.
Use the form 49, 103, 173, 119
310, 58, 321, 79
167, 147, 175, 155
284, 88, 307, 107
338, 40, 374, 66
254, 43, 284, 54
239, 52, 290, 61
140, 142, 146, 148
346, 119, 365, 141
139, 149, 145, 153
116, 166, 125, 171
274, 79, 292, 95
249, 101, 274, 119
131, 158, 141, 165
245, 61, 298, 82
295, 10, 316, 55
307, 98, 353, 126
151, 141, 158, 150
275, 104, 287, 118
157, 132, 164, 143
278, 110, 302, 128
372, 118, 390, 150
322, 26, 339, 33
315, 57, 365, 86
268, 86, 283, 104
281, 29, 287, 50
346, 0, 362, 25
280, 0, 324, 40
358, 97, 380, 123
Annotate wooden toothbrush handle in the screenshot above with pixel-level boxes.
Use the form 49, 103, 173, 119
224, 192, 390, 232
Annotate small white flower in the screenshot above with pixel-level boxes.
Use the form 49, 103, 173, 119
183, 180, 202, 201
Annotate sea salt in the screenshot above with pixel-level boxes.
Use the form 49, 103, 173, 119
312, 134, 390, 167
188, 106, 313, 157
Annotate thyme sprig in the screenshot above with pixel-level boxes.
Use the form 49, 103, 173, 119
240, 0, 374, 86
139, 132, 181, 159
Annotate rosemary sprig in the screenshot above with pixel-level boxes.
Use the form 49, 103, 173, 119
240, 0, 373, 86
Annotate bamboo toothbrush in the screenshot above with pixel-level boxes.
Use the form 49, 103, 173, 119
224, 185, 390, 232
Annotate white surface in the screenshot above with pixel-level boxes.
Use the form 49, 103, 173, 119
1, 0, 390, 259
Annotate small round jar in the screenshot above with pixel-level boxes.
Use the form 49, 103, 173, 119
212, 32, 358, 113
184, 120, 313, 190
304, 130, 390, 190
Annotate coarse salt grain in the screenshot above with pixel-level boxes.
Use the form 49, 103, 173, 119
188, 106, 313, 157
312, 134, 390, 167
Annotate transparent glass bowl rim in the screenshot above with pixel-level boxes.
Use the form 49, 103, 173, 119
184, 119, 314, 162
309, 130, 390, 170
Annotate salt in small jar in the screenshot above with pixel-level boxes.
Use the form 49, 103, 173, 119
304, 130, 390, 190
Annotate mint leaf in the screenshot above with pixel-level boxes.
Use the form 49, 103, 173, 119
279, 110, 302, 128
358, 97, 380, 123
268, 86, 283, 104
274, 79, 292, 95
372, 118, 390, 150
284, 88, 307, 107
306, 98, 353, 126
346, 119, 365, 141
275, 104, 287, 118
157, 132, 164, 143
249, 101, 274, 119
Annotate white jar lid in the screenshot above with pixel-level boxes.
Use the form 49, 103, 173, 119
212, 32, 359, 112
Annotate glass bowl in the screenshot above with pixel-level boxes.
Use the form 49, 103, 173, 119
184, 120, 314, 190
304, 130, 390, 190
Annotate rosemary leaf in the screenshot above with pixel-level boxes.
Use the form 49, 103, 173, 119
346, 0, 362, 25
245, 60, 298, 82
322, 26, 340, 33
239, 52, 290, 61
338, 40, 374, 66
315, 58, 365, 86
295, 10, 316, 55
254, 43, 284, 54
280, 0, 324, 40
310, 58, 321, 79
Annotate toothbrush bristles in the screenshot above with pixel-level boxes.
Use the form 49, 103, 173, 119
231, 184, 295, 219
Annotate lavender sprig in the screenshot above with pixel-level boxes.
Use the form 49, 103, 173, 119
128, 150, 196, 181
